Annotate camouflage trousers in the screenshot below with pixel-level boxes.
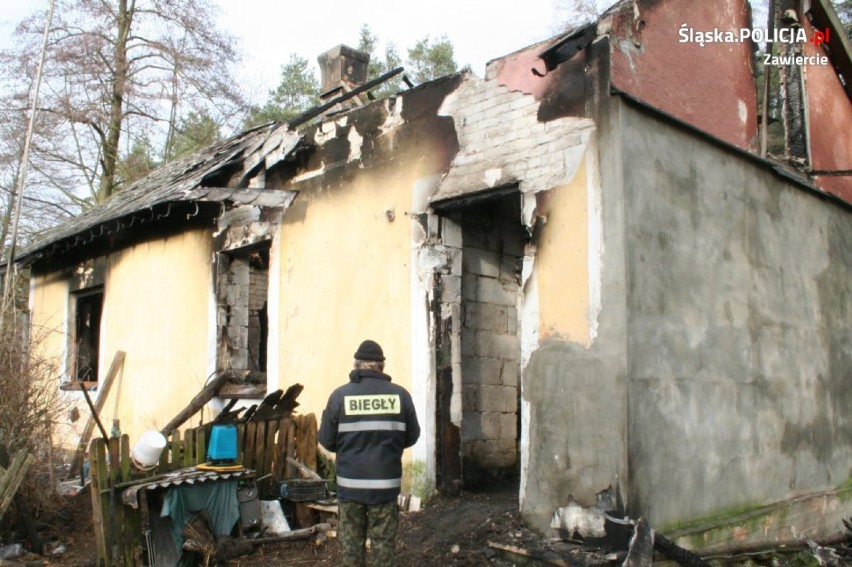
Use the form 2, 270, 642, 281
338, 499, 399, 567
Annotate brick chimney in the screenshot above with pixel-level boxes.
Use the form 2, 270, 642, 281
317, 45, 371, 102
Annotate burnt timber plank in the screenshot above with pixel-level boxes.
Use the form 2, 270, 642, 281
244, 422, 257, 470
254, 420, 268, 475
160, 372, 229, 437
69, 351, 126, 477
274, 418, 292, 479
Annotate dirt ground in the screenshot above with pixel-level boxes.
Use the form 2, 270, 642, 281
8, 482, 851, 566
8, 479, 607, 567
231, 481, 599, 567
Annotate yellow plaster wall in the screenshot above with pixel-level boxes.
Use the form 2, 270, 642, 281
536, 157, 592, 345
98, 229, 213, 443
31, 229, 214, 449
30, 271, 78, 448
30, 271, 69, 366
277, 171, 414, 417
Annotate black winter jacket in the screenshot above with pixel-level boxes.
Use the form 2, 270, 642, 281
318, 369, 420, 504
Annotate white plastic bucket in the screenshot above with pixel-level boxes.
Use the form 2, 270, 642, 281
131, 430, 167, 469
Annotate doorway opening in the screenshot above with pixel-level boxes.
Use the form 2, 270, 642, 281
434, 189, 527, 492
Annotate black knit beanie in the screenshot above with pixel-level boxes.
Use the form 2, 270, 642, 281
354, 339, 385, 362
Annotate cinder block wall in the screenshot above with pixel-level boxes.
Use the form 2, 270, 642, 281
247, 267, 268, 371
223, 256, 250, 370
219, 254, 269, 372
459, 205, 523, 483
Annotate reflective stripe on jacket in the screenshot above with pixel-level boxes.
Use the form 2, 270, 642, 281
318, 369, 420, 504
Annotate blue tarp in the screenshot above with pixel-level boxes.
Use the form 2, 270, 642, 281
161, 479, 240, 549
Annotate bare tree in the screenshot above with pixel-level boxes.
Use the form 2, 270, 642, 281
0, 0, 245, 215
0, 91, 73, 256
551, 0, 603, 33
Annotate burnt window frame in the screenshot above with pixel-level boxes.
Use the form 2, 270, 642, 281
215, 242, 271, 379
64, 285, 104, 390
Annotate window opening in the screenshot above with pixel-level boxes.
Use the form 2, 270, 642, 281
71, 287, 104, 384
217, 245, 270, 375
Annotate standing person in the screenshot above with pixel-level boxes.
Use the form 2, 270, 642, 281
319, 340, 420, 567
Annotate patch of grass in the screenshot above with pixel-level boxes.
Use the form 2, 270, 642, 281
317, 451, 336, 491
661, 501, 768, 534
836, 477, 852, 501
402, 459, 434, 503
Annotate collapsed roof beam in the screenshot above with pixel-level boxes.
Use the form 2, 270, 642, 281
288, 67, 405, 129
535, 24, 597, 75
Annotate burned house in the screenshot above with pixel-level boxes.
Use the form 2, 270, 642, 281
18, 0, 851, 549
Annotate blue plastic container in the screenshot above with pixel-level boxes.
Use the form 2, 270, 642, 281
207, 424, 238, 462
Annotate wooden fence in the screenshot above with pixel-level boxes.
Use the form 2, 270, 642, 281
89, 414, 318, 567
0, 449, 34, 520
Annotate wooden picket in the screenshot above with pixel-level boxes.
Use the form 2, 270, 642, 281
88, 413, 318, 567
0, 449, 34, 520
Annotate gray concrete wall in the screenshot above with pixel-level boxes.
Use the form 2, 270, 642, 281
520, 78, 632, 531
620, 101, 852, 528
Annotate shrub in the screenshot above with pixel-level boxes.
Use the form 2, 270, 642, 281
0, 308, 68, 533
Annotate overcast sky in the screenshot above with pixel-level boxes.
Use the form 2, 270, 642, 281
0, 0, 622, 105
216, 0, 599, 101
